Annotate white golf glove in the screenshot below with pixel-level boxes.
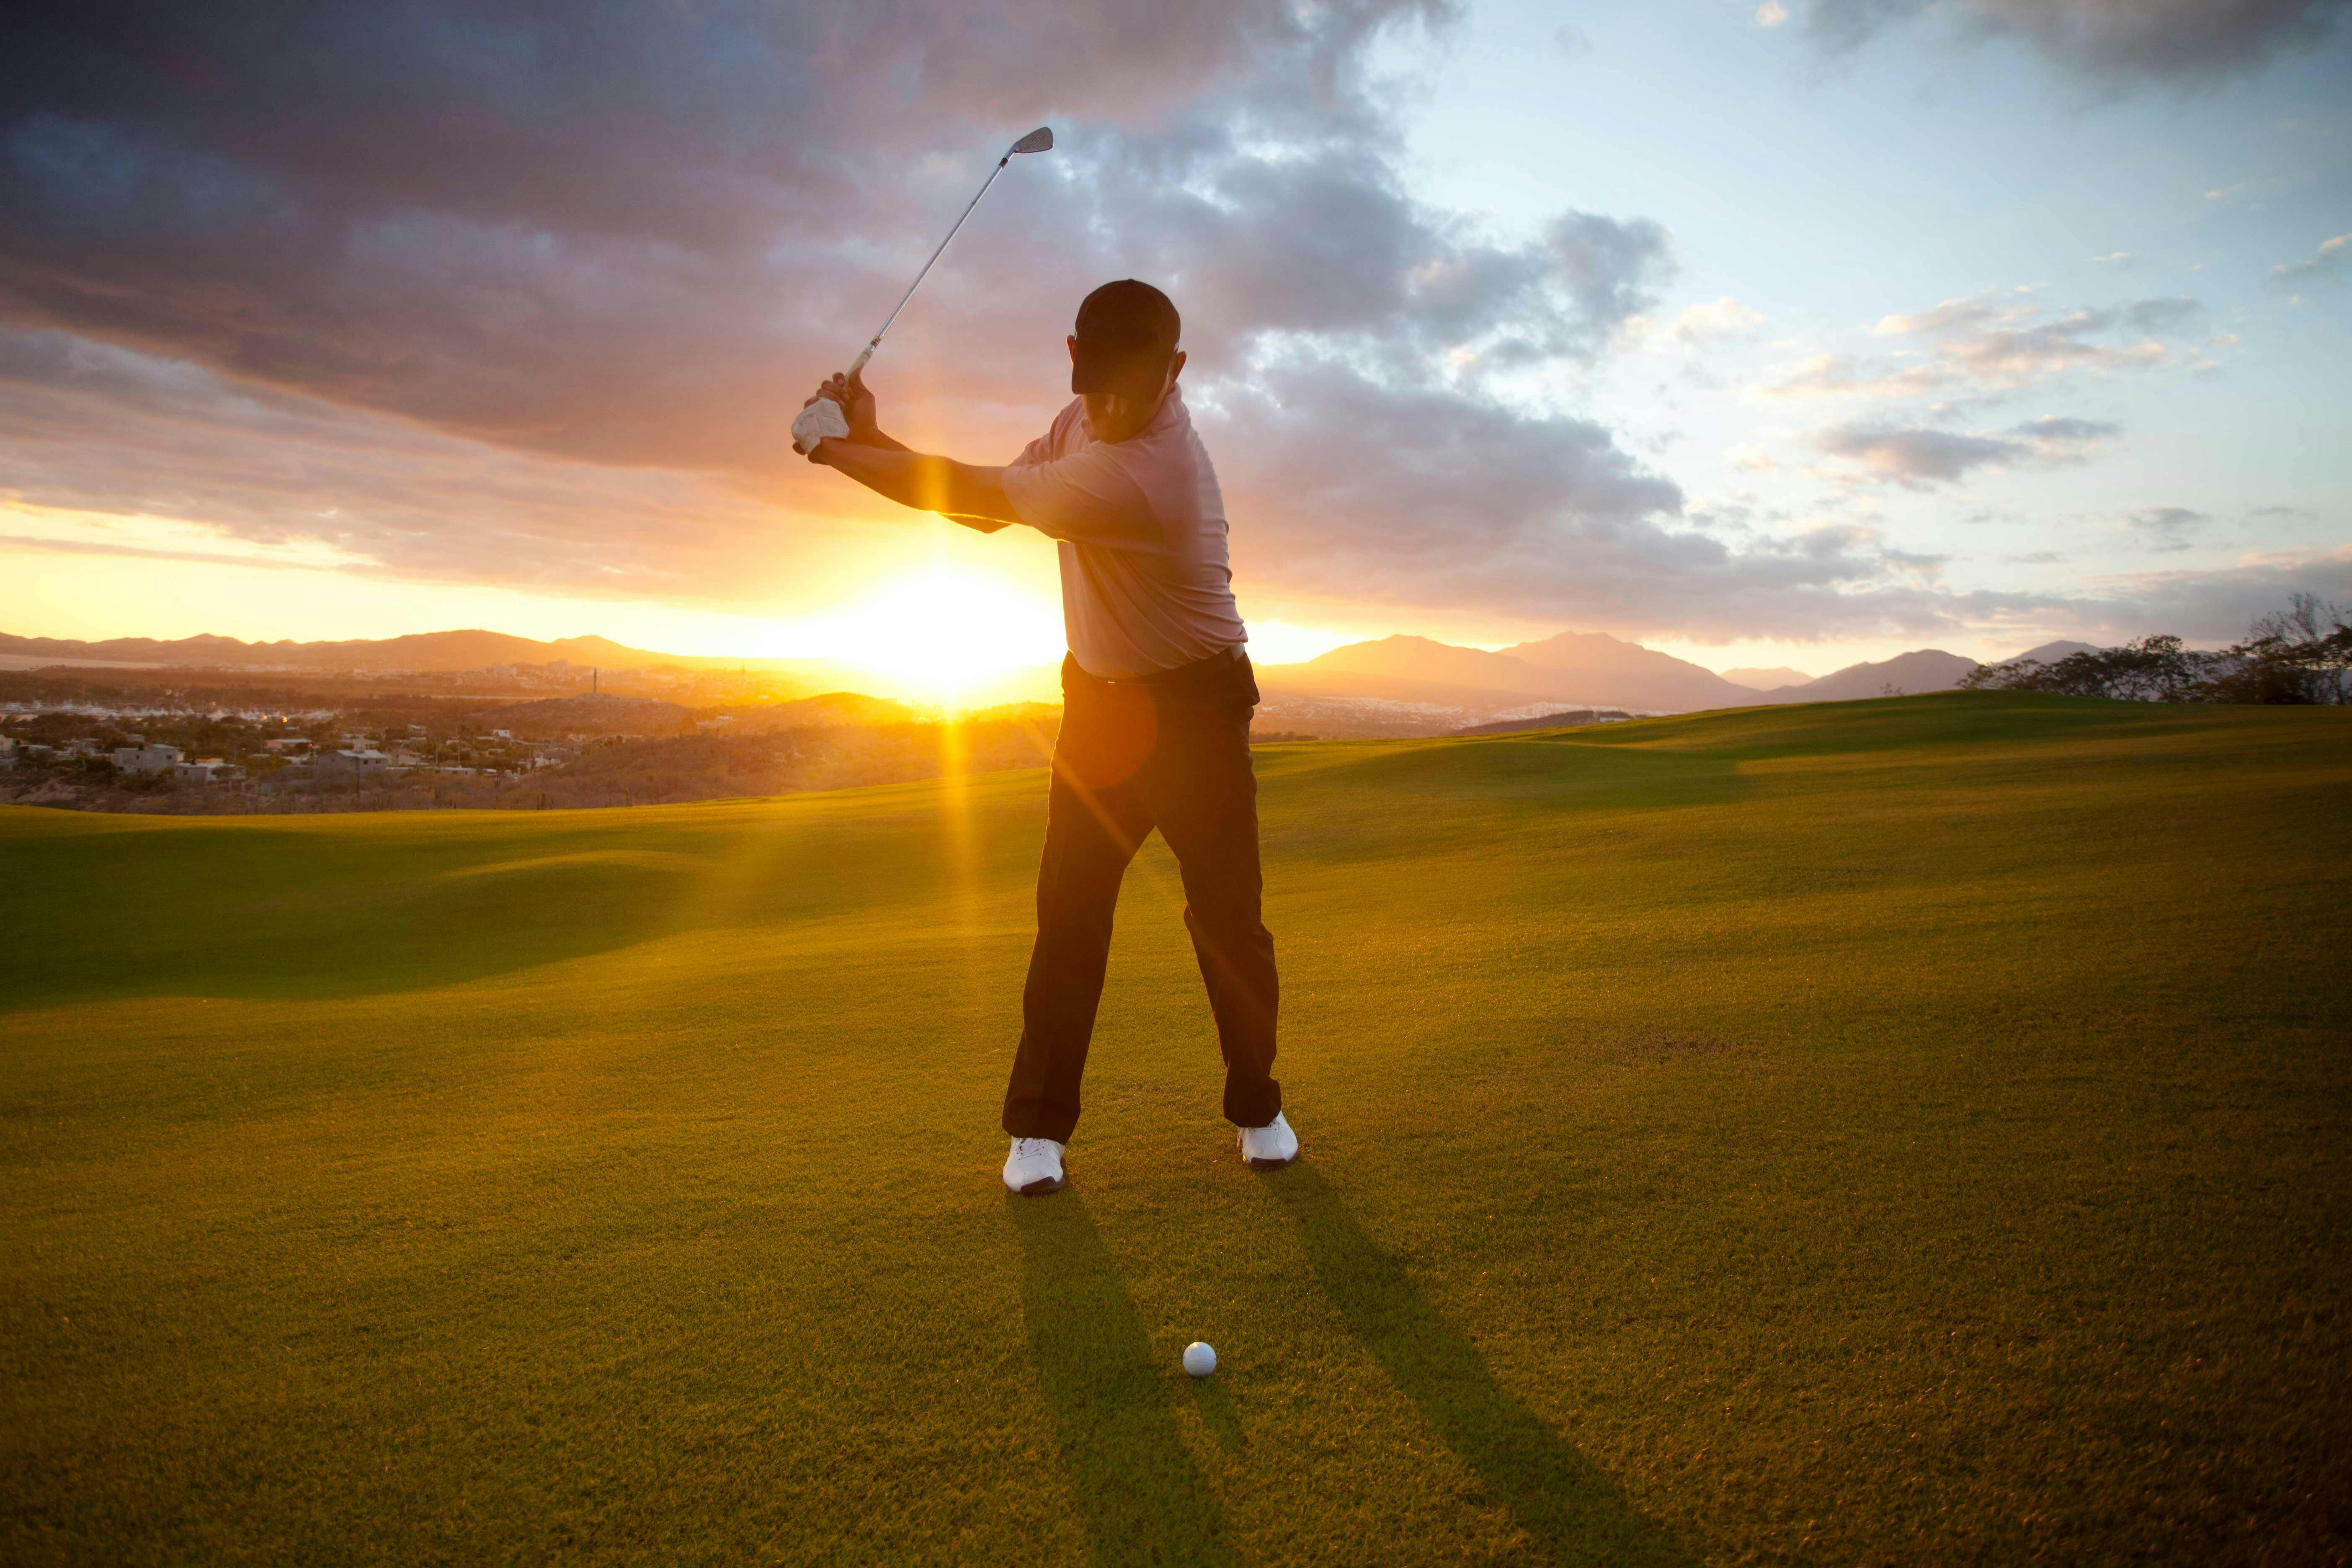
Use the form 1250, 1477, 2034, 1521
792, 397, 850, 456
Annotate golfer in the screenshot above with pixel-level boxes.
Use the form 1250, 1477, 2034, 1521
800, 279, 1296, 1194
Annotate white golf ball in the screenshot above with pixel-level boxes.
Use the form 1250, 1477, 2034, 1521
1182, 1341, 1217, 1377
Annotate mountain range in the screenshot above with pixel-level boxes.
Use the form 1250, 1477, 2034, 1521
0, 628, 676, 672
1262, 629, 2058, 713
2, 625, 2106, 724
1277, 632, 1760, 712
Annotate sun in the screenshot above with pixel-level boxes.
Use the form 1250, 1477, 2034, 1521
812, 567, 1065, 705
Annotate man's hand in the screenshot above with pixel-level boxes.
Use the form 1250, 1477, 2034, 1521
804, 368, 881, 445
790, 397, 848, 459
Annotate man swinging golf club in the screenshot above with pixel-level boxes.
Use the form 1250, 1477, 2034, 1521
797, 279, 1297, 1194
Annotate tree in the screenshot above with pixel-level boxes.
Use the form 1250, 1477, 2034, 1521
2198, 595, 2350, 706
1961, 636, 2209, 702
1960, 598, 2350, 707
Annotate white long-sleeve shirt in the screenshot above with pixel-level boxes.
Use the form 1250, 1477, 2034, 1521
998, 386, 1248, 680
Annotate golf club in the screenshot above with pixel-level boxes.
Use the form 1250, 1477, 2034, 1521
801, 126, 1052, 446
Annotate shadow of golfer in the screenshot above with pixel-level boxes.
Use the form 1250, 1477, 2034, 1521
1266, 1161, 1692, 1567
1010, 1191, 1242, 1567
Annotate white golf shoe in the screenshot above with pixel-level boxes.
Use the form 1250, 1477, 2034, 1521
1003, 1137, 1067, 1195
1238, 1112, 1300, 1169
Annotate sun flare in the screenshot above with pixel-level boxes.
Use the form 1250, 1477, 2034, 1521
806, 567, 1065, 706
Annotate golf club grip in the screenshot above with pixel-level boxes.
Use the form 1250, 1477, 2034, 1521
847, 345, 874, 377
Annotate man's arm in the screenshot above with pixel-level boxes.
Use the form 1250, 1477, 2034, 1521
813, 441, 1022, 530
802, 367, 1014, 529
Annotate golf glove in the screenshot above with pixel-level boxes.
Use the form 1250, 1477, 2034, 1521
792, 397, 850, 456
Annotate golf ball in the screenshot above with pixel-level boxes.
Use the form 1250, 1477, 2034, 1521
1182, 1341, 1217, 1377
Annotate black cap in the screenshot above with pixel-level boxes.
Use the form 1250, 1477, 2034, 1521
1071, 279, 1180, 401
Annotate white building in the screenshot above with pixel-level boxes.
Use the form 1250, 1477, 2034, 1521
172, 758, 242, 783
314, 748, 391, 779
113, 744, 183, 774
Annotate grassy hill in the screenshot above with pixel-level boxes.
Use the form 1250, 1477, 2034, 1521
3, 693, 2347, 1564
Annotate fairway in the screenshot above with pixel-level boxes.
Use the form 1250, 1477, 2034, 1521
3, 692, 2347, 1564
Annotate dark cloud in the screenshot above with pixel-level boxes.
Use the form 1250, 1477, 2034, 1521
1813, 425, 2027, 483
2117, 549, 2352, 639
1811, 415, 2118, 485
2012, 415, 2121, 444
7, 2, 2311, 655
0, 325, 798, 598
0, 0, 1670, 477
2125, 504, 2209, 552
1798, 0, 2350, 85
0, 0, 1727, 627
2123, 296, 2202, 330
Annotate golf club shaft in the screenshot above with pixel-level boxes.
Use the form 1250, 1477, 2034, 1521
846, 152, 1016, 377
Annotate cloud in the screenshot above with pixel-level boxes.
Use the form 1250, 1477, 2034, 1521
0, 326, 800, 598
2089, 251, 2134, 270
1811, 414, 2118, 485
1761, 352, 1950, 400
2123, 296, 2202, 330
1, 0, 1579, 481
1540, 213, 1675, 343
0, 0, 1723, 629
1757, 2, 1792, 27
1812, 425, 2022, 483
2104, 547, 2352, 641
2125, 504, 2210, 552
1194, 353, 2004, 640
1794, 0, 2350, 85
2273, 232, 2350, 284
1673, 296, 1768, 343
1766, 291, 2191, 403
0, 1, 2325, 656
1872, 297, 2003, 336
1875, 297, 2172, 381
1553, 23, 1594, 54
2010, 415, 2117, 445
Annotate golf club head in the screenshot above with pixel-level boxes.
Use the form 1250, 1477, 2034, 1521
1011, 126, 1053, 155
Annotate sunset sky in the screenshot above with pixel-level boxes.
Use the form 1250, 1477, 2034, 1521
2, 0, 2347, 685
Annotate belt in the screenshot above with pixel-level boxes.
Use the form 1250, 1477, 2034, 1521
1087, 644, 1247, 686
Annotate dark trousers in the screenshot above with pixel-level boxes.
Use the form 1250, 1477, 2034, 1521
1001, 649, 1281, 1143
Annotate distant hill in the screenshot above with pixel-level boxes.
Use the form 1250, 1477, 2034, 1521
0, 627, 857, 680
1282, 636, 1565, 696
2008, 640, 2100, 665
1450, 709, 1630, 736
1720, 666, 1816, 691
472, 694, 692, 735
0, 628, 665, 672
1779, 650, 1981, 702
1271, 630, 1757, 713
1496, 630, 1761, 710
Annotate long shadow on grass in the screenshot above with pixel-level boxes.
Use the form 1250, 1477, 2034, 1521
1267, 1162, 1691, 1567
1009, 1192, 1240, 1567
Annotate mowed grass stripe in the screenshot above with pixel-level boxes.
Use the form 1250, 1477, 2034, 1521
3, 692, 2347, 1564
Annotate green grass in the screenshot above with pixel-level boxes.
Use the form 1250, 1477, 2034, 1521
3, 691, 2348, 1565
